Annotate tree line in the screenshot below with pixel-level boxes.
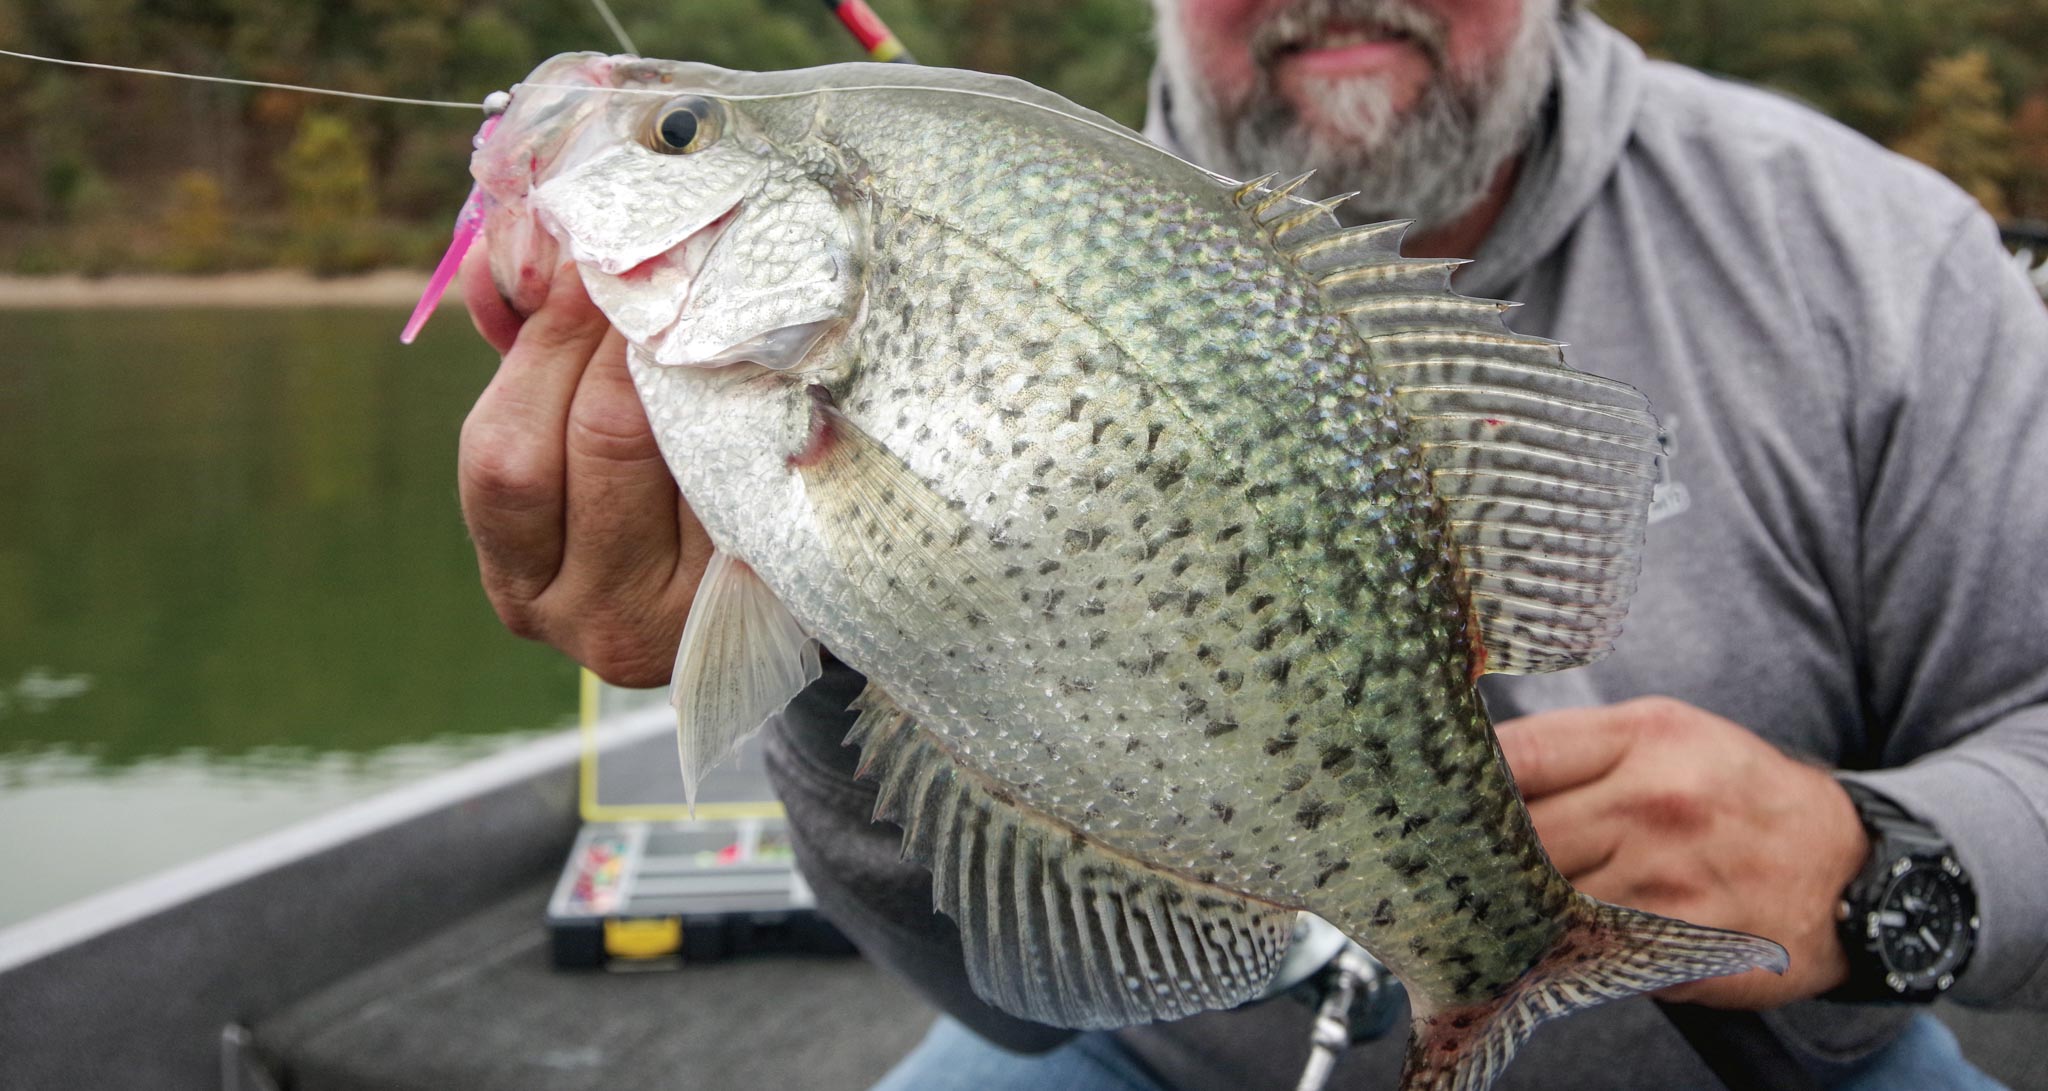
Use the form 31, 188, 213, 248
0, 0, 2041, 276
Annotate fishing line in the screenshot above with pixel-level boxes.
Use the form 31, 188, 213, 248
513, 78, 1304, 201
585, 0, 640, 55
0, 48, 479, 109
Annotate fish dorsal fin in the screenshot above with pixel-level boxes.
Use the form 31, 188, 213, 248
846, 685, 1296, 1028
670, 550, 821, 809
1234, 182, 1659, 675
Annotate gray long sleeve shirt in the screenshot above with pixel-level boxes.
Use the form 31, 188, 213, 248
762, 11, 2048, 1088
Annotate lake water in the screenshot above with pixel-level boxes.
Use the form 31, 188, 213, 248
0, 306, 579, 926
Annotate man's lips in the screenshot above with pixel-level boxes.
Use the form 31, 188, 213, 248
1278, 31, 1420, 77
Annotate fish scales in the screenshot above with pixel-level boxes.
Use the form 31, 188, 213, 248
477, 54, 1787, 1091
788, 88, 1569, 1002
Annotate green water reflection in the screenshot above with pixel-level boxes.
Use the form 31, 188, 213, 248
0, 307, 578, 923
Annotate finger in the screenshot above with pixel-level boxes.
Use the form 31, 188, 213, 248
458, 263, 613, 615
556, 328, 686, 590
461, 238, 523, 353
1524, 790, 1625, 879
548, 329, 707, 687
1494, 706, 1636, 799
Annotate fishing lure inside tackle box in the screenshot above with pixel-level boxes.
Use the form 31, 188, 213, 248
547, 673, 854, 970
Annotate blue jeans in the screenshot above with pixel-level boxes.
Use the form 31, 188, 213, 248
870, 1012, 2008, 1091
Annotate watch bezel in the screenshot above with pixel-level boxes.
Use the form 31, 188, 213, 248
1857, 851, 1978, 997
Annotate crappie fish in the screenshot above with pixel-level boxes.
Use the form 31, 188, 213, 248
474, 53, 1787, 1091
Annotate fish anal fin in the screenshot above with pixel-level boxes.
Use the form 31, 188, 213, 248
670, 550, 821, 810
848, 684, 1296, 1028
1397, 895, 1787, 1091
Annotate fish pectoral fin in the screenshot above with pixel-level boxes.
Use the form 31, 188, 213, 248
670, 550, 821, 811
793, 402, 1013, 629
848, 684, 1297, 1029
1397, 894, 1787, 1091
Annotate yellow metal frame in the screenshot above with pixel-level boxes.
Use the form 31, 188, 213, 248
577, 669, 785, 823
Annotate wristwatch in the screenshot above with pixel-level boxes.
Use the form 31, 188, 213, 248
1832, 780, 1979, 1002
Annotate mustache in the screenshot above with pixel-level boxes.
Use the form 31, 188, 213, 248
1248, 0, 1449, 73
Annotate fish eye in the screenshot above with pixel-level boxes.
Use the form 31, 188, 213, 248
648, 96, 724, 154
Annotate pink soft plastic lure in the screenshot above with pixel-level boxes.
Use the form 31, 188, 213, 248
399, 112, 502, 344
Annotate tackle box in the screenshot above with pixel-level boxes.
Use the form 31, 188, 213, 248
545, 676, 852, 970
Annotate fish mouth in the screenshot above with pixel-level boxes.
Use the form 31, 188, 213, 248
578, 201, 744, 348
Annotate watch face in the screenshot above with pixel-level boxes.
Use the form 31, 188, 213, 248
1869, 856, 1976, 993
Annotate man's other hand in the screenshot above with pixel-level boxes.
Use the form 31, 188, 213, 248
1495, 697, 1870, 1009
457, 242, 707, 687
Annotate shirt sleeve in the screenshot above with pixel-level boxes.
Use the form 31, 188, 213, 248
1839, 209, 2048, 1009
762, 658, 1078, 1052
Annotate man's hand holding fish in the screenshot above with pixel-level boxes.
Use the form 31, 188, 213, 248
452, 1, 2048, 1089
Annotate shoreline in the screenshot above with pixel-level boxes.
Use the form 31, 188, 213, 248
0, 270, 430, 309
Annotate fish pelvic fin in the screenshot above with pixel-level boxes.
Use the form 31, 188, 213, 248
670, 549, 821, 812
847, 683, 1297, 1028
1397, 894, 1788, 1091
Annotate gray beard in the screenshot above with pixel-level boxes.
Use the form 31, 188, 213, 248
1152, 0, 1560, 231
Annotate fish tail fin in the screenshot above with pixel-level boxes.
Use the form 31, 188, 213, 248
1396, 895, 1788, 1091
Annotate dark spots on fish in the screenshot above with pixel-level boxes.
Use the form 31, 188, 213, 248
951, 526, 973, 547
1059, 678, 1093, 697
1399, 813, 1432, 838
1003, 565, 1025, 580
1264, 862, 1284, 879
1170, 555, 1194, 578
1202, 720, 1239, 738
1166, 517, 1192, 539
1194, 644, 1217, 663
1369, 899, 1396, 928
1252, 624, 1283, 652
1091, 468, 1116, 492
1246, 482, 1279, 500
1214, 669, 1242, 694
1318, 745, 1354, 772
1218, 467, 1246, 488
1011, 438, 1032, 456
1215, 849, 1234, 861
1278, 765, 1312, 793
1408, 936, 1432, 957
1470, 897, 1492, 923
1371, 799, 1400, 819
1131, 512, 1151, 531
1261, 657, 1293, 685
1033, 458, 1057, 478
1079, 598, 1106, 617
1067, 396, 1088, 423
1453, 971, 1483, 995
1181, 697, 1208, 721
1087, 630, 1110, 650
1147, 590, 1181, 613
1149, 650, 1169, 672
1313, 860, 1350, 889
1294, 796, 1336, 830
1210, 801, 1236, 824
1153, 459, 1188, 492
1146, 422, 1166, 452
1091, 419, 1113, 444
1039, 589, 1065, 616
1036, 559, 1061, 576
1249, 594, 1276, 614
1390, 854, 1429, 880
1180, 591, 1208, 619
1215, 524, 1245, 544
1020, 338, 1052, 359
1263, 733, 1298, 756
